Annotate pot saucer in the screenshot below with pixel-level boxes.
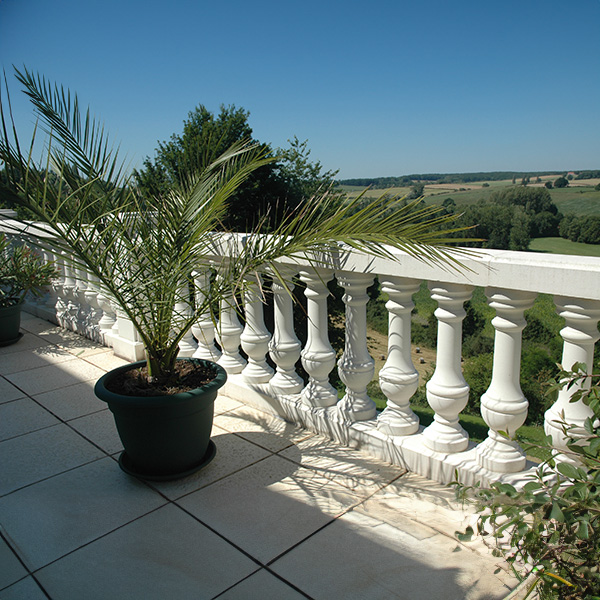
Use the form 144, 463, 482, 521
118, 439, 217, 481
0, 332, 23, 347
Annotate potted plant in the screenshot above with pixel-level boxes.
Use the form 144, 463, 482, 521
0, 67, 467, 480
0, 233, 57, 346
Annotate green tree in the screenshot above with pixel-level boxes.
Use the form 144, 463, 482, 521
554, 176, 569, 188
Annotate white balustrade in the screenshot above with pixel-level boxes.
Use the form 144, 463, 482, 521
377, 277, 421, 436
337, 272, 376, 421
7, 213, 600, 488
299, 268, 338, 408
476, 289, 536, 472
191, 268, 221, 361
240, 274, 274, 384
544, 297, 600, 463
423, 283, 473, 453
269, 267, 303, 395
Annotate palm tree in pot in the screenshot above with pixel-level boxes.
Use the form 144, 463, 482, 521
0, 67, 468, 480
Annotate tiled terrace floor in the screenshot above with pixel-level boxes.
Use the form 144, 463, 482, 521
0, 314, 516, 600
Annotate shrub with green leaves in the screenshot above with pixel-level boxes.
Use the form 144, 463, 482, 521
455, 363, 600, 600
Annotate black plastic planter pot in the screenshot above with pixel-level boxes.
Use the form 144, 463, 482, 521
0, 300, 24, 346
94, 358, 227, 481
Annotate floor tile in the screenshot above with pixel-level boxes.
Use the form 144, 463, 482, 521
81, 351, 131, 371
213, 394, 243, 415
214, 406, 314, 452
33, 381, 106, 421
178, 454, 361, 564
148, 426, 271, 500
68, 410, 123, 455
218, 568, 307, 600
0, 346, 75, 375
279, 434, 406, 495
0, 536, 27, 591
0, 424, 105, 496
0, 333, 50, 356
0, 378, 26, 404
0, 458, 166, 570
36, 504, 258, 600
271, 510, 512, 600
0, 576, 48, 600
0, 398, 60, 441
5, 359, 105, 396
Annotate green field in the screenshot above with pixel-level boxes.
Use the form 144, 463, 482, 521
529, 237, 600, 256
340, 181, 600, 216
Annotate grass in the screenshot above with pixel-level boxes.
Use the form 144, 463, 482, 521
341, 181, 600, 217
529, 237, 600, 257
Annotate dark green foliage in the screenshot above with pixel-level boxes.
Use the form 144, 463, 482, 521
455, 365, 600, 600
339, 171, 567, 188
559, 214, 600, 244
554, 176, 569, 188
545, 181, 553, 189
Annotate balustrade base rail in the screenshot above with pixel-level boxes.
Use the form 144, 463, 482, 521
223, 375, 540, 487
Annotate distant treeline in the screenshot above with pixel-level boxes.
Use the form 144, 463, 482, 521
339, 171, 576, 188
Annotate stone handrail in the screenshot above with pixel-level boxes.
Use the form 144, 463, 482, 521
3, 218, 599, 486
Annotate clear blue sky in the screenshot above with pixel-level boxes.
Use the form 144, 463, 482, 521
1, 0, 599, 179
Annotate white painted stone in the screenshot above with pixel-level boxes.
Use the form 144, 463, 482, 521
423, 282, 473, 453
269, 267, 303, 395
476, 289, 535, 473
299, 268, 338, 408
545, 297, 600, 463
191, 268, 221, 361
377, 277, 421, 436
337, 272, 376, 421
240, 274, 274, 383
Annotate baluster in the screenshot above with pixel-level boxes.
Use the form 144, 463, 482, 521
545, 297, 600, 463
240, 273, 274, 383
216, 288, 246, 374
176, 279, 198, 357
74, 265, 90, 335
476, 289, 535, 472
299, 268, 338, 407
191, 268, 221, 361
337, 272, 376, 421
269, 266, 303, 395
42, 248, 59, 323
61, 252, 78, 331
96, 288, 117, 345
423, 283, 473, 452
84, 271, 103, 342
377, 277, 421, 436
52, 251, 67, 326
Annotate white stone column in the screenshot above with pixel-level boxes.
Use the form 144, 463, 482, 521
191, 268, 221, 361
74, 265, 90, 335
96, 287, 117, 345
83, 270, 102, 342
175, 279, 198, 357
545, 297, 600, 462
216, 291, 246, 374
377, 277, 421, 436
423, 283, 473, 453
240, 274, 274, 384
299, 268, 338, 408
269, 267, 303, 395
61, 252, 78, 331
52, 252, 67, 326
337, 272, 376, 421
476, 289, 536, 472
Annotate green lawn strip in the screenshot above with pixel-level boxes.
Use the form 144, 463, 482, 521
529, 236, 600, 257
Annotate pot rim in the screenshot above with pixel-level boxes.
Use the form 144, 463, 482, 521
94, 357, 228, 407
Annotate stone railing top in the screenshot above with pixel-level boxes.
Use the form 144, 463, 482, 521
3, 219, 600, 301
